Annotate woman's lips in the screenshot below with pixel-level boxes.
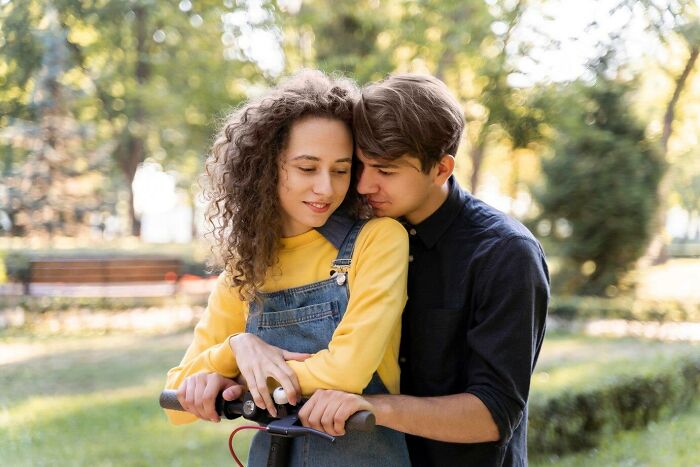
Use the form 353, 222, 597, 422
304, 201, 331, 213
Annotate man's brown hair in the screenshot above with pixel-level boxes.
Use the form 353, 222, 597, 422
353, 74, 464, 172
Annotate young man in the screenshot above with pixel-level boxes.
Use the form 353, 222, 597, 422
297, 74, 550, 466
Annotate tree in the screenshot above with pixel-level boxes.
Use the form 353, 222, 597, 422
276, 1, 547, 194
0, 6, 112, 237
535, 77, 664, 295
1, 0, 266, 237
603, 0, 700, 262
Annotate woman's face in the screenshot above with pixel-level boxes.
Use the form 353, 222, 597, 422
277, 117, 353, 237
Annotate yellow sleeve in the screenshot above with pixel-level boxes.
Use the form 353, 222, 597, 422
287, 217, 408, 395
164, 271, 247, 424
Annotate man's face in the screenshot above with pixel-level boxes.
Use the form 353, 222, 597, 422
356, 149, 438, 223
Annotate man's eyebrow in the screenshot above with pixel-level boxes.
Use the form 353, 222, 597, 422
291, 155, 352, 163
365, 161, 400, 169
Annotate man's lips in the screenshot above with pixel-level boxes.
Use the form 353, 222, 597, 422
367, 199, 388, 208
304, 201, 331, 213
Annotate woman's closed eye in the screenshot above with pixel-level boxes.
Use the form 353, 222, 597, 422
296, 166, 350, 175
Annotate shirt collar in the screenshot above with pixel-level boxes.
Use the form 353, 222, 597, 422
406, 176, 466, 249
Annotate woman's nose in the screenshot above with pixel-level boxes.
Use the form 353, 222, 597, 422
313, 172, 333, 196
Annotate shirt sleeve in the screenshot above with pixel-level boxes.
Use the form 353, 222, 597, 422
464, 236, 549, 444
164, 271, 247, 424
287, 218, 409, 395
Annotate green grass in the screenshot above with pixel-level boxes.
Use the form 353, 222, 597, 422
1, 329, 698, 466
0, 331, 255, 466
532, 333, 700, 398
531, 400, 700, 467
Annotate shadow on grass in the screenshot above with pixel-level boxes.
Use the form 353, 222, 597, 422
1, 386, 253, 466
0, 332, 191, 406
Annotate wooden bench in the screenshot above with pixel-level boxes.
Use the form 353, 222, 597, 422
28, 257, 182, 297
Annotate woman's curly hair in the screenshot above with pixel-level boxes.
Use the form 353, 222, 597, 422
202, 70, 363, 300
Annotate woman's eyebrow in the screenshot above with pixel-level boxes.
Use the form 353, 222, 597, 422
291, 155, 352, 163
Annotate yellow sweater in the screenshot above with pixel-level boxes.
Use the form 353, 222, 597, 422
165, 217, 408, 424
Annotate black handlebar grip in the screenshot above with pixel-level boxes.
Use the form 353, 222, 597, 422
345, 410, 375, 432
159, 390, 184, 411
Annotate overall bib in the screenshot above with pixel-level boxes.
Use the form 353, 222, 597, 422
246, 214, 409, 467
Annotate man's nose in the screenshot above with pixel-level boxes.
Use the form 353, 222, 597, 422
357, 170, 377, 194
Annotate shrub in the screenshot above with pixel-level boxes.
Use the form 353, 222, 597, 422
528, 355, 700, 454
549, 295, 700, 322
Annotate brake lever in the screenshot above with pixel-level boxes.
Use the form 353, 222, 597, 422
266, 415, 336, 442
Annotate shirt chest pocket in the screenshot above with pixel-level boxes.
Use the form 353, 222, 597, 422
256, 301, 341, 354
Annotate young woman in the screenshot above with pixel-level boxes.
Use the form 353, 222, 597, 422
164, 70, 410, 466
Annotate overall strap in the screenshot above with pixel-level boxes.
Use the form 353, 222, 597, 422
330, 218, 368, 275
315, 212, 356, 250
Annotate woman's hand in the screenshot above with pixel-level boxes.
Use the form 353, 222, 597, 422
229, 333, 311, 417
176, 372, 245, 422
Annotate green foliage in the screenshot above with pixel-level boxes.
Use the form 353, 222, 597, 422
549, 295, 700, 322
535, 79, 664, 295
283, 0, 394, 84
532, 399, 700, 466
529, 354, 700, 455
0, 0, 270, 236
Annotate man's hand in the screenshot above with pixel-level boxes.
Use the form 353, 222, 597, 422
229, 333, 311, 417
298, 389, 374, 436
176, 372, 245, 422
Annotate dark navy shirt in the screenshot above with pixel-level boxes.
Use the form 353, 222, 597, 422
399, 177, 549, 467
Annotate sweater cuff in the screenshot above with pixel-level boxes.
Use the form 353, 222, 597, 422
208, 334, 241, 378
286, 360, 316, 396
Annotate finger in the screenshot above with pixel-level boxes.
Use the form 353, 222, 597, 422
320, 397, 343, 436
305, 392, 327, 432
194, 375, 209, 420
176, 381, 188, 411
183, 377, 195, 414
298, 395, 313, 427
272, 364, 299, 406
249, 367, 275, 417
244, 369, 262, 411
283, 365, 302, 405
254, 370, 276, 418
282, 350, 312, 362
185, 377, 202, 418
233, 374, 248, 388
334, 400, 358, 436
202, 374, 221, 422
222, 383, 244, 401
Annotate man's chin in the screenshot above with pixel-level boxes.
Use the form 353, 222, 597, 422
371, 207, 397, 219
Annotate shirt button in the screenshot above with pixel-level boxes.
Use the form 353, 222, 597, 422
408, 255, 414, 262
409, 228, 417, 236
399, 357, 407, 363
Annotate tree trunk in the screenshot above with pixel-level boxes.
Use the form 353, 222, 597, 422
469, 139, 486, 194
642, 46, 699, 265
123, 5, 150, 237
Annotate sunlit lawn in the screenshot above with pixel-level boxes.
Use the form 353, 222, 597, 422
531, 399, 700, 467
1, 329, 699, 466
532, 332, 700, 398
0, 331, 254, 466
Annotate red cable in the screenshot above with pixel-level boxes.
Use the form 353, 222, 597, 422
229, 425, 267, 467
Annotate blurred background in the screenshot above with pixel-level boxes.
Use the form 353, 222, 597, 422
1, 0, 699, 465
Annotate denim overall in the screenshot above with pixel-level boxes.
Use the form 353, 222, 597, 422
246, 213, 409, 467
